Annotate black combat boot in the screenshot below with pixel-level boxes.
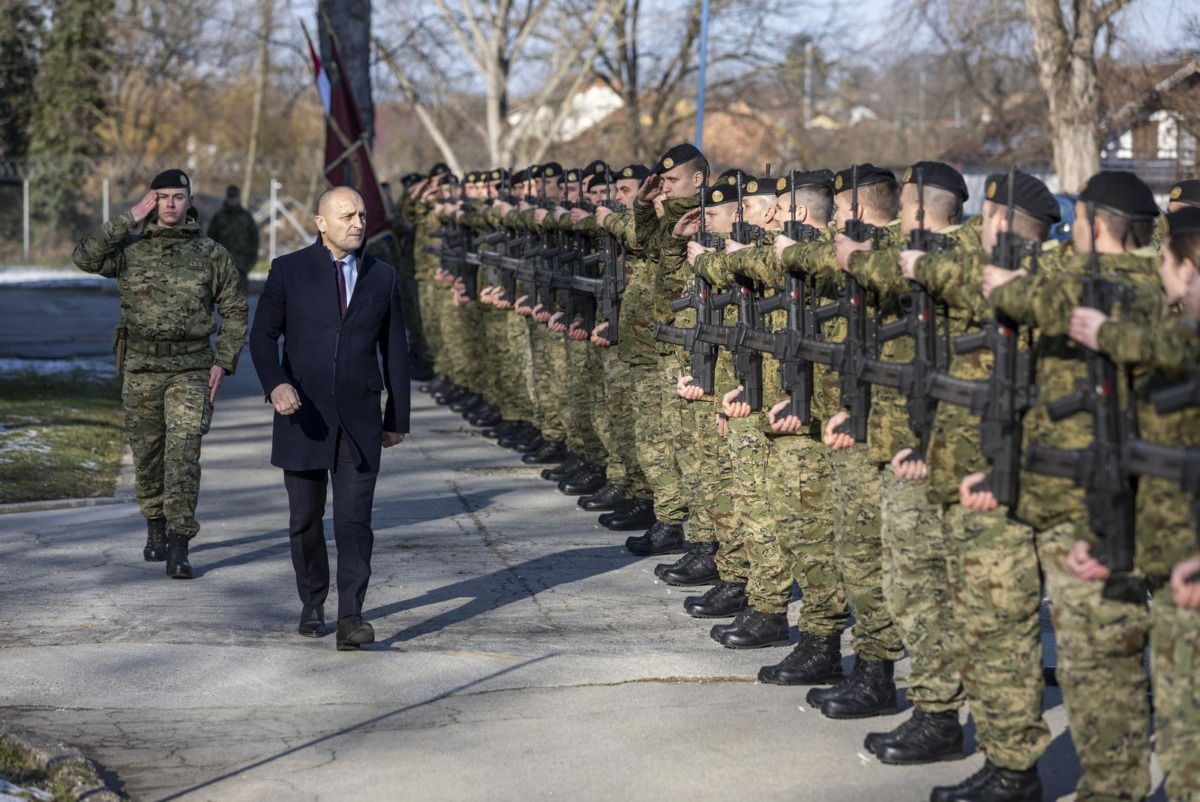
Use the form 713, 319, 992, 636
420, 374, 451, 394
522, 440, 567, 465
757, 633, 844, 685
542, 455, 586, 482
165, 532, 193, 580
482, 420, 521, 440
579, 482, 625, 511
449, 392, 484, 413
499, 425, 540, 450
865, 708, 964, 764
806, 658, 896, 718
559, 465, 606, 495
930, 760, 1042, 802
624, 521, 685, 556
143, 517, 168, 562
434, 385, 467, 405
598, 499, 655, 531
655, 543, 719, 585
718, 609, 790, 649
468, 405, 502, 427
684, 580, 749, 618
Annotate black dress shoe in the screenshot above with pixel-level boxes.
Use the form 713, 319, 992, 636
579, 482, 625, 511
449, 393, 484, 413
930, 760, 1042, 802
143, 517, 168, 562
599, 499, 656, 531
522, 440, 567, 465
165, 532, 193, 579
656, 542, 719, 585
559, 466, 606, 495
542, 455, 586, 482
758, 633, 843, 685
624, 521, 685, 556
806, 658, 896, 718
335, 615, 376, 651
718, 609, 789, 648
298, 604, 329, 638
684, 579, 749, 618
866, 708, 964, 764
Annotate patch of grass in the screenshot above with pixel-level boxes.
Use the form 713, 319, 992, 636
0, 370, 125, 504
0, 743, 75, 802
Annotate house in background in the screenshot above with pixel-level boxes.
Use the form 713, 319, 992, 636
1101, 58, 1199, 193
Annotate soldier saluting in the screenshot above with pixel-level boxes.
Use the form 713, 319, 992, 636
74, 168, 248, 579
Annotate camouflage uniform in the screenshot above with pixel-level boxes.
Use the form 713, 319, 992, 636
392, 192, 432, 366
74, 210, 247, 539
989, 249, 1162, 797
206, 202, 259, 292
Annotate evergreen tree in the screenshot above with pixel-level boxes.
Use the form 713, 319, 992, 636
0, 0, 42, 159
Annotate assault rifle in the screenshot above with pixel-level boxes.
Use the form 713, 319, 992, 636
1020, 202, 1142, 602
927, 168, 1038, 508
856, 169, 954, 460
654, 185, 727, 394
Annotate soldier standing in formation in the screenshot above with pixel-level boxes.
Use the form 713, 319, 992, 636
206, 184, 260, 293
74, 169, 247, 579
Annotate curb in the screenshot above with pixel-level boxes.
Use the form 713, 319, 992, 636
0, 444, 135, 516
0, 723, 124, 800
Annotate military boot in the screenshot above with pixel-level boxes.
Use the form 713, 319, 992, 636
143, 517, 168, 562
718, 609, 790, 648
165, 532, 193, 580
655, 543, 719, 585
757, 633, 844, 685
806, 658, 896, 718
449, 392, 484, 413
865, 708, 964, 765
930, 760, 1042, 802
435, 385, 468, 405
482, 420, 522, 440
420, 374, 451, 394
522, 440, 567, 465
559, 465, 606, 495
468, 405, 502, 427
579, 482, 625, 511
709, 608, 754, 641
684, 580, 748, 618
542, 455, 586, 482
598, 499, 655, 531
499, 425, 541, 451
624, 521, 685, 556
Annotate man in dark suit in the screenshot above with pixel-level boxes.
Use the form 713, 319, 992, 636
250, 186, 411, 651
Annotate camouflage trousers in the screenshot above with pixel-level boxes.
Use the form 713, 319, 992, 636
500, 313, 534, 423
719, 416, 772, 585
749, 433, 847, 636
529, 324, 570, 442
565, 339, 605, 464
827, 448, 902, 661
122, 369, 208, 539
1150, 587, 1200, 801
946, 506, 1049, 771
593, 347, 650, 497
1038, 520, 1152, 801
631, 359, 686, 525
478, 308, 508, 408
419, 278, 446, 374
879, 470, 965, 713
674, 398, 733, 546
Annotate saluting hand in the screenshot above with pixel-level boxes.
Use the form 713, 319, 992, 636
131, 190, 158, 223
637, 174, 663, 204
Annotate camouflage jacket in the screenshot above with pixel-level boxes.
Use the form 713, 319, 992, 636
206, 204, 259, 274
989, 248, 1164, 530
604, 211, 655, 367
74, 211, 247, 375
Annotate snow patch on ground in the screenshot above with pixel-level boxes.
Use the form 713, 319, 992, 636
0, 428, 53, 460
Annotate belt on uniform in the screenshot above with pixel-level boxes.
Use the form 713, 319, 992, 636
124, 337, 211, 357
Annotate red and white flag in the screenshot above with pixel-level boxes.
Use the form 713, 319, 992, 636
302, 22, 389, 240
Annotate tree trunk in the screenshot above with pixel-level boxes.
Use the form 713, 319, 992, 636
242, 0, 273, 198
317, 0, 374, 146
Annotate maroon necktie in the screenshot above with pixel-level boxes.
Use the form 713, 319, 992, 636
334, 260, 348, 317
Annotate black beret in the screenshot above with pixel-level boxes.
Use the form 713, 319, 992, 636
652, 143, 704, 175
903, 162, 968, 202
564, 168, 581, 183
775, 169, 836, 195
150, 169, 190, 190
512, 168, 532, 184
833, 164, 896, 193
703, 184, 736, 206
583, 159, 610, 178
1078, 171, 1158, 219
984, 171, 1061, 225
743, 176, 776, 197
225, 184, 240, 197
717, 168, 748, 186
1170, 180, 1200, 207
616, 164, 650, 183
488, 168, 509, 183
1165, 207, 1200, 238
465, 171, 479, 183
400, 172, 425, 187
429, 162, 452, 177
586, 172, 607, 190
540, 162, 563, 179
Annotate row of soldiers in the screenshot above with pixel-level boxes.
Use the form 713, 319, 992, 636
396, 147, 1200, 802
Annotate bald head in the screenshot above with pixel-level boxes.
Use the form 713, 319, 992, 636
315, 186, 367, 258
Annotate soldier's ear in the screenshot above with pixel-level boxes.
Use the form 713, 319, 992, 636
796, 204, 809, 223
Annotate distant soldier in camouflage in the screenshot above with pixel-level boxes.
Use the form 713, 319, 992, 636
206, 184, 259, 293
74, 168, 247, 579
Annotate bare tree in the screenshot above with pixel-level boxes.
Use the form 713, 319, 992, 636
243, 0, 275, 198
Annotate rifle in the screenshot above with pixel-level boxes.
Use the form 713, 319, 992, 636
654, 185, 727, 394
571, 192, 625, 342
926, 167, 1038, 508
722, 172, 768, 411
1021, 202, 1142, 602
856, 168, 954, 460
